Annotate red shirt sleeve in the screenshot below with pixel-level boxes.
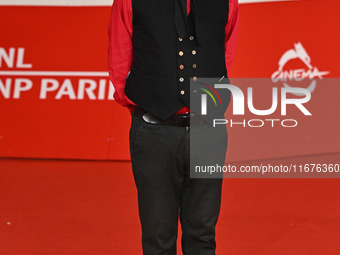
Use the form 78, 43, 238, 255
108, 0, 136, 107
225, 0, 240, 72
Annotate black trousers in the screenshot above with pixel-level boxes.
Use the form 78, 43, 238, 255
129, 112, 228, 255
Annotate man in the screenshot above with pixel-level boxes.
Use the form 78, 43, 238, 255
108, 0, 239, 254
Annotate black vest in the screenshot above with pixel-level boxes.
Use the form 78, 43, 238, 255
125, 0, 230, 120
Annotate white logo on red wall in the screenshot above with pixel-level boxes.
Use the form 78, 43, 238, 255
271, 42, 330, 95
0, 47, 113, 100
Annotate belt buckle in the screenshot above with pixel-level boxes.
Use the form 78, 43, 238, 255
142, 113, 161, 124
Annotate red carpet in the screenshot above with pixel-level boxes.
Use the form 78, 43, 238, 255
1, 158, 339, 255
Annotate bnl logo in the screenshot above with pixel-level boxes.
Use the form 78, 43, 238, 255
199, 83, 312, 116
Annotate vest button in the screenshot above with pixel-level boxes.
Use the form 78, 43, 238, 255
192, 64, 197, 68
179, 65, 184, 70
180, 90, 185, 95
189, 36, 194, 40
192, 50, 197, 55
179, 37, 183, 41
179, 77, 184, 82
193, 76, 198, 81
179, 51, 184, 56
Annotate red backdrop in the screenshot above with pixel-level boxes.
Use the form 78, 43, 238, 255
0, 0, 339, 161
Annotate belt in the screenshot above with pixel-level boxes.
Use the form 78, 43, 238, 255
131, 106, 204, 126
